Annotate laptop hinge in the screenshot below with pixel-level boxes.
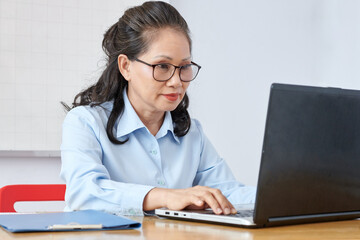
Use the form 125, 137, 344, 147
268, 211, 360, 222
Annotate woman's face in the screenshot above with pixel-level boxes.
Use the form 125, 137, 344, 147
126, 27, 191, 117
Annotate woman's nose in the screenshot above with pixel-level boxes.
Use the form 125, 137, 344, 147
166, 68, 182, 87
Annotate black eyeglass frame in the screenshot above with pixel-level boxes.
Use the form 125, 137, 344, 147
135, 58, 201, 82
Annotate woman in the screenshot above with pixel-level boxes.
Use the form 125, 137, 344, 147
60, 1, 255, 216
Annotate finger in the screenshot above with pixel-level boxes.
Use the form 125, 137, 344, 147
199, 191, 223, 214
208, 188, 236, 215
192, 196, 205, 207
186, 204, 204, 210
186, 202, 210, 210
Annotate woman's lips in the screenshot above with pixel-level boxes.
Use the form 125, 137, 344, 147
163, 93, 180, 101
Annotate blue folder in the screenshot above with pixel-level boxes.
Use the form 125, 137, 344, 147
0, 210, 141, 233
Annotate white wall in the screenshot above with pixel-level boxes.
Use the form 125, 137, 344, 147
0, 0, 147, 150
171, 0, 360, 185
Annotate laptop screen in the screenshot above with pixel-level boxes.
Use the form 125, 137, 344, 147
254, 84, 360, 225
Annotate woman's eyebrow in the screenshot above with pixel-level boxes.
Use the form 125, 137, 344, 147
153, 55, 172, 60
153, 55, 191, 61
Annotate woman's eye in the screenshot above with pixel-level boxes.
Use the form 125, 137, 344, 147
181, 64, 191, 70
158, 64, 170, 70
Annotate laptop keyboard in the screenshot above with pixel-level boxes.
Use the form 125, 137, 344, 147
233, 209, 254, 218
201, 209, 254, 218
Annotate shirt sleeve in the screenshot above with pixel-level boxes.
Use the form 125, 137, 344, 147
60, 107, 154, 216
192, 119, 257, 205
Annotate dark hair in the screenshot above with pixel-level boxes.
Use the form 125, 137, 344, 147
62, 1, 192, 144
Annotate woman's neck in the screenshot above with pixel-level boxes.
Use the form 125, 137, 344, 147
126, 88, 166, 136
136, 109, 165, 136
127, 97, 165, 136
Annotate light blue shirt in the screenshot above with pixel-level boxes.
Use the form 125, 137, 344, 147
60, 90, 255, 216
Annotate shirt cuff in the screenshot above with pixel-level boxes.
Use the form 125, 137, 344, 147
114, 185, 155, 216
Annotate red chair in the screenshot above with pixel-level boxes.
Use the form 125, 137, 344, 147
0, 184, 66, 212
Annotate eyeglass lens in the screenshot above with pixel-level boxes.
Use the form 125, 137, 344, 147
153, 64, 199, 82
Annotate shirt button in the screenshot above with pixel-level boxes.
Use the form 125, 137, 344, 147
128, 208, 135, 215
157, 180, 166, 185
150, 150, 157, 155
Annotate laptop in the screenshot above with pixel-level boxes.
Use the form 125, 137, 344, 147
155, 83, 360, 227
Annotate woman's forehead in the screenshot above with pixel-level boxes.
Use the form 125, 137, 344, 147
141, 28, 191, 60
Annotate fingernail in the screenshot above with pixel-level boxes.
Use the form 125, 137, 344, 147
231, 208, 237, 214
197, 200, 203, 205
216, 208, 222, 214
224, 208, 230, 215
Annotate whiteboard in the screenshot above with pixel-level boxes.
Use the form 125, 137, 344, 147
0, 0, 147, 150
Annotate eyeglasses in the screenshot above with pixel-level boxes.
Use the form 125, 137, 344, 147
135, 58, 201, 82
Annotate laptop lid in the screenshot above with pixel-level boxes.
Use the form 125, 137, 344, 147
254, 83, 360, 227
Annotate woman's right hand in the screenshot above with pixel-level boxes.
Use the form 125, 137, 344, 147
143, 186, 237, 215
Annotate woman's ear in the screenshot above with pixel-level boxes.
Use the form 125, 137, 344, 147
118, 54, 131, 81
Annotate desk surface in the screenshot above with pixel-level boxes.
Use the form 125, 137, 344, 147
0, 216, 359, 240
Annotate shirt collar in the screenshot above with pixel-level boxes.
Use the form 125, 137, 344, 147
116, 90, 180, 144
155, 111, 179, 143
